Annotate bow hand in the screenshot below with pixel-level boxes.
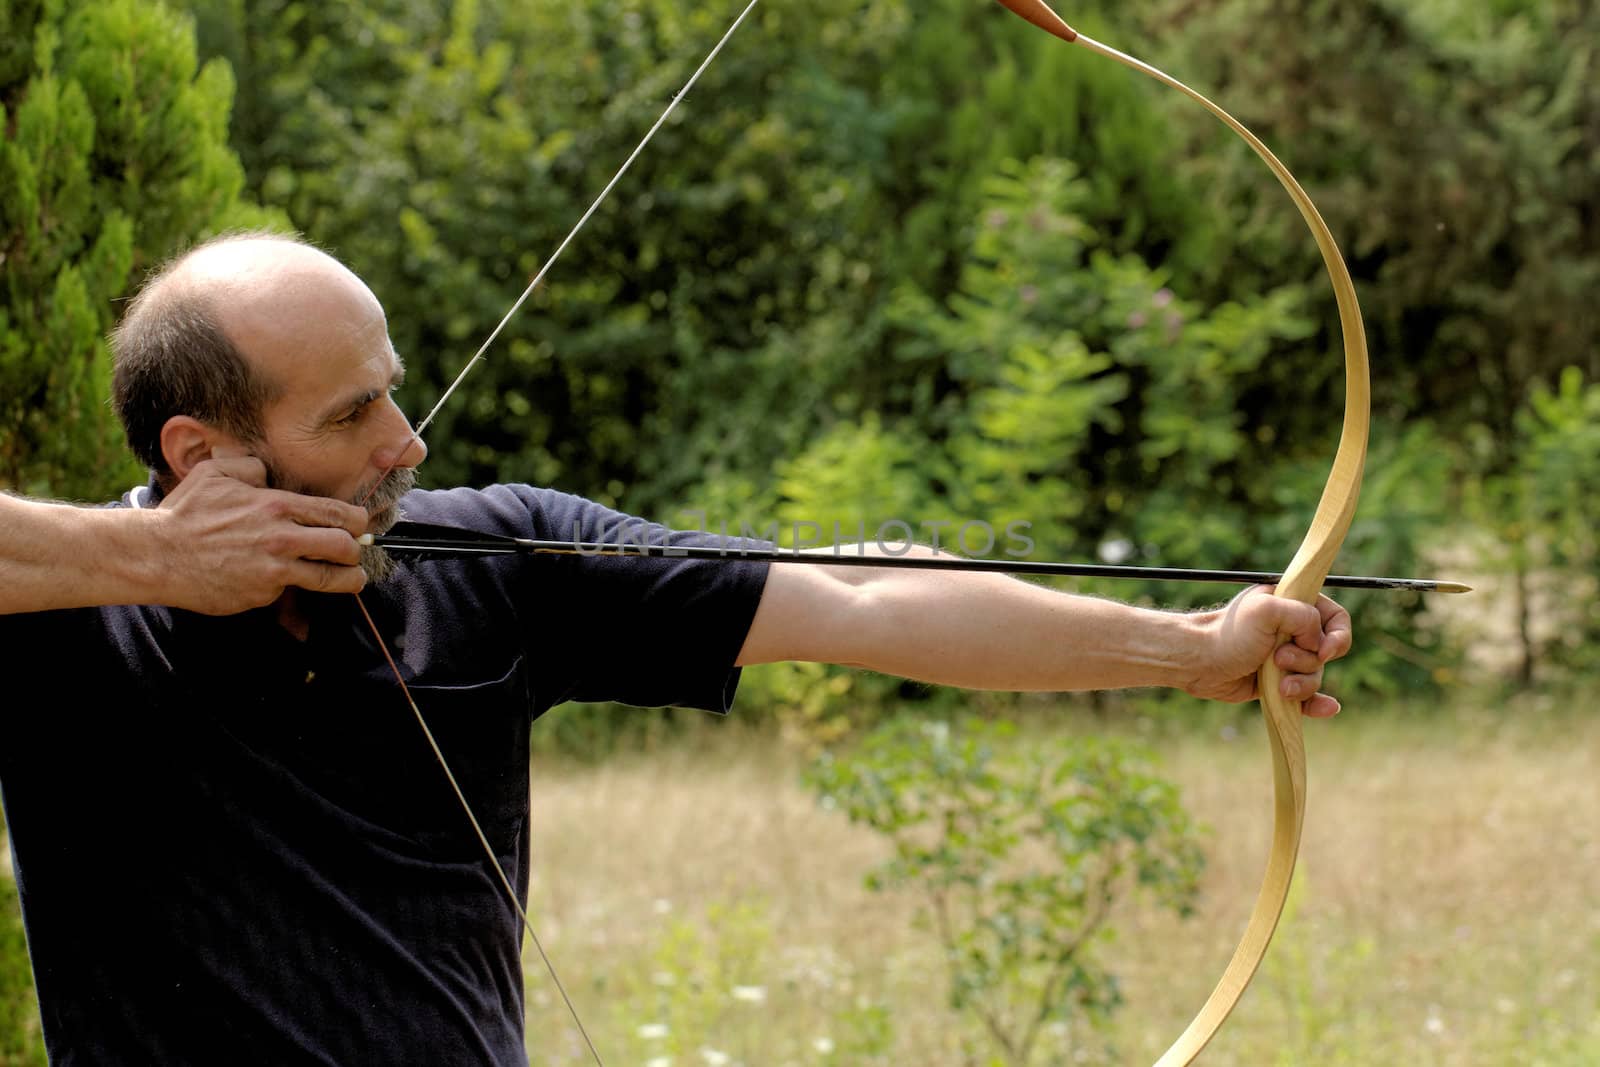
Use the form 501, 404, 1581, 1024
1182, 586, 1352, 716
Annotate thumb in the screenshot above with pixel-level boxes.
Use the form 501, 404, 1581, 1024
210, 442, 252, 462
202, 444, 269, 488
1274, 597, 1325, 654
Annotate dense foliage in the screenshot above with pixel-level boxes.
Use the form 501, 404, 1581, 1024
0, 0, 278, 496
4, 0, 1595, 694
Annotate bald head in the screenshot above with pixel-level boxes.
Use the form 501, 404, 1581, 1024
171, 236, 382, 349
111, 232, 383, 483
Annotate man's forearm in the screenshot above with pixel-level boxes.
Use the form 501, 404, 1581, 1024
0, 493, 168, 614
1, 462, 370, 617
741, 548, 1208, 692
813, 566, 1204, 692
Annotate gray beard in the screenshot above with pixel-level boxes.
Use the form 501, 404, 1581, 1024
360, 537, 400, 584
357, 468, 414, 584
261, 458, 415, 586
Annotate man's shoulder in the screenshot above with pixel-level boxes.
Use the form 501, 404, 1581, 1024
397, 484, 620, 541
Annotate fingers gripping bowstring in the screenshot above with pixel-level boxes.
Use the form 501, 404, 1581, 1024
353, 5, 764, 1063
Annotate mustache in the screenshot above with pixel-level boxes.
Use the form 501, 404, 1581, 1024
359, 467, 415, 514
360, 468, 415, 542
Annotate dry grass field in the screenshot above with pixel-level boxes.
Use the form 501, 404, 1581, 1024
2, 695, 1594, 1065
520, 698, 1599, 1065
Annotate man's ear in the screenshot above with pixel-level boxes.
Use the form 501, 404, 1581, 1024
159, 415, 246, 480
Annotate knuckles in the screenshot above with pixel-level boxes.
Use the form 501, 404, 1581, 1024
260, 530, 298, 558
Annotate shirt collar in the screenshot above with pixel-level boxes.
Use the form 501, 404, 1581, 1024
126, 472, 165, 509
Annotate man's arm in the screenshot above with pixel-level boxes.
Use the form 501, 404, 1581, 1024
0, 458, 370, 616
736, 547, 1353, 717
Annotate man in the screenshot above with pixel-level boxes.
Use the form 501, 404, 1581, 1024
0, 234, 1350, 1065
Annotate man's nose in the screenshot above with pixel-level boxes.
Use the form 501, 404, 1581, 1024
374, 399, 428, 470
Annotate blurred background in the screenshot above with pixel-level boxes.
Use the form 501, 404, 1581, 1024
1, 0, 1595, 1063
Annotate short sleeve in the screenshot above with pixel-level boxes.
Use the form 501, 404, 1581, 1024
394, 485, 772, 714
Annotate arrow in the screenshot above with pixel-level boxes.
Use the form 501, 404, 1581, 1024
363, 522, 1470, 593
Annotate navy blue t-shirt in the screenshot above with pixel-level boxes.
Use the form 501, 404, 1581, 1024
0, 483, 769, 1066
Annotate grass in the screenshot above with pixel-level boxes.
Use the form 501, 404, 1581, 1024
518, 698, 1600, 1065
0, 860, 45, 1067
1, 697, 1595, 1065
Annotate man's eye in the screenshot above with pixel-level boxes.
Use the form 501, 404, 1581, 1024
335, 406, 364, 427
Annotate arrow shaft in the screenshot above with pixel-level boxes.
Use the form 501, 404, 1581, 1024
367, 533, 1468, 593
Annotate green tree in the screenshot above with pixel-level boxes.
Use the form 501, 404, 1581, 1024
1471, 367, 1600, 682
1134, 0, 1598, 688
0, 0, 278, 498
184, 0, 1208, 512
762, 158, 1455, 718
1140, 0, 1599, 409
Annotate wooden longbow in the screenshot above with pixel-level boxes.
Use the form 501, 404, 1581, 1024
989, 2, 1371, 1062
351, 2, 1370, 1063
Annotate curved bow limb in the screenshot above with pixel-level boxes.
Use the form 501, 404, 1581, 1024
990, 1, 1371, 1063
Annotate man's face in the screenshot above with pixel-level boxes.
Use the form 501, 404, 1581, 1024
215, 246, 427, 579
260, 452, 414, 583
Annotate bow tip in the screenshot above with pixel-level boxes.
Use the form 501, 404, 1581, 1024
991, 0, 1079, 42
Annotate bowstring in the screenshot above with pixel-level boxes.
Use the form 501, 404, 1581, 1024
354, 597, 605, 1066
354, 4, 765, 1062
412, 0, 765, 441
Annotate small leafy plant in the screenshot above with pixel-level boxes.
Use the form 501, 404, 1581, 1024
807, 717, 1203, 1065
